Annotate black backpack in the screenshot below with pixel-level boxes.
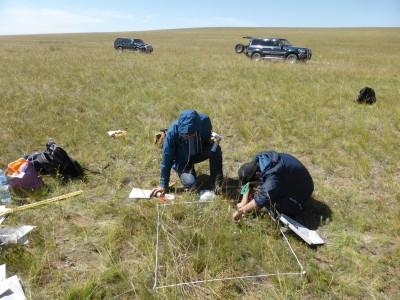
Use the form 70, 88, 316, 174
357, 87, 376, 104
26, 142, 84, 182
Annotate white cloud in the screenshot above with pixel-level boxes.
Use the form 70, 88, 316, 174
0, 7, 141, 35
0, 7, 255, 35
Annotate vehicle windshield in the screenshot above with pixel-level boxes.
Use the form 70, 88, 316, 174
133, 39, 145, 45
280, 39, 292, 46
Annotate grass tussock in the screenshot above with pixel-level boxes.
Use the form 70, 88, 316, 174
0, 27, 399, 299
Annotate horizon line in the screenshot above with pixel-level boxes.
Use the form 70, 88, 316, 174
1, 26, 399, 37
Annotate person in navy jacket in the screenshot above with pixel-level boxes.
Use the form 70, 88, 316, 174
233, 151, 313, 221
151, 110, 223, 197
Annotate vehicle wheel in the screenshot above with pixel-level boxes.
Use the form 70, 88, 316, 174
133, 48, 140, 52
118, 47, 123, 53
286, 54, 298, 64
235, 43, 245, 54
251, 53, 262, 61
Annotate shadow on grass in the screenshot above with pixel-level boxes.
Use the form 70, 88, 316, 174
298, 196, 333, 230
168, 174, 210, 195
169, 175, 242, 200
220, 177, 241, 201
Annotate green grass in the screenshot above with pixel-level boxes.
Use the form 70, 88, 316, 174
0, 27, 399, 299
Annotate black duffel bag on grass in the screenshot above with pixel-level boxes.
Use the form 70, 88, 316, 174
26, 142, 84, 182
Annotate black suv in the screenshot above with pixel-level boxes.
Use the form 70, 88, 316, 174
114, 38, 153, 53
235, 37, 312, 63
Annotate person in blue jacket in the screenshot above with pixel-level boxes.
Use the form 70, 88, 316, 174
232, 151, 313, 221
151, 110, 223, 197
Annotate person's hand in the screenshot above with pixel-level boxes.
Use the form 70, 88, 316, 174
150, 186, 166, 197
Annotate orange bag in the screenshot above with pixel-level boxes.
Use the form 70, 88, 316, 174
8, 158, 28, 175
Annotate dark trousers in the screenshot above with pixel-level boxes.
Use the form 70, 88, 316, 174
175, 143, 223, 189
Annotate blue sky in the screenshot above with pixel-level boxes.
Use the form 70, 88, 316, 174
0, 0, 399, 35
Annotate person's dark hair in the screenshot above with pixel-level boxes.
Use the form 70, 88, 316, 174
238, 162, 259, 184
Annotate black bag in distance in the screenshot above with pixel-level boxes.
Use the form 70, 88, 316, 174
26, 142, 84, 182
357, 87, 376, 104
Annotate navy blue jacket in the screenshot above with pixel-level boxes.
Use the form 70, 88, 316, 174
253, 151, 314, 215
160, 110, 212, 187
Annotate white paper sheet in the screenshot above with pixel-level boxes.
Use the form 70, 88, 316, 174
128, 188, 174, 200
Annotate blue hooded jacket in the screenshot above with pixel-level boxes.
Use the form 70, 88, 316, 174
160, 110, 212, 187
253, 151, 314, 215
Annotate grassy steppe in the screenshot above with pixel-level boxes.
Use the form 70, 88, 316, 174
0, 27, 399, 299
